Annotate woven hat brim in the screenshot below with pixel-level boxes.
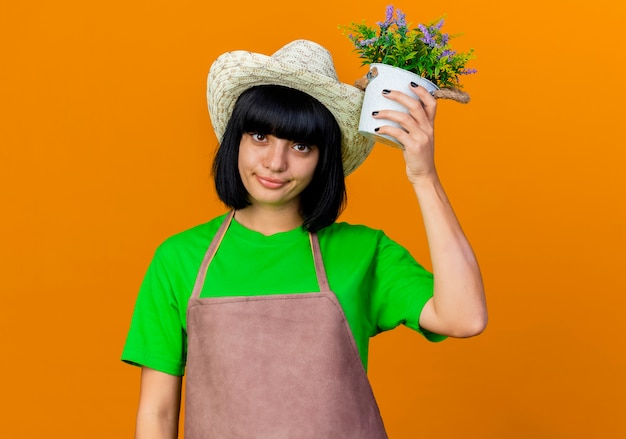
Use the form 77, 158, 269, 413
207, 49, 374, 176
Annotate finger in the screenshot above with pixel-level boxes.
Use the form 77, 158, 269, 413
373, 96, 434, 140
408, 83, 437, 122
380, 89, 434, 128
373, 108, 421, 133
374, 122, 431, 150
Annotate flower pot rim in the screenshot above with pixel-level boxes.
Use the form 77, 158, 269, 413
367, 63, 440, 90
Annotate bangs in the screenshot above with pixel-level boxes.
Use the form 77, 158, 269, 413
236, 85, 338, 147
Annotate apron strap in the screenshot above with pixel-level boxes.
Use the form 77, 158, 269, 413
191, 210, 235, 299
191, 210, 331, 299
309, 232, 330, 293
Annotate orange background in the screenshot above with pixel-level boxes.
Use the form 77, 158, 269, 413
1, 0, 625, 437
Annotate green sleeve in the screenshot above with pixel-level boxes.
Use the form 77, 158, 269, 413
369, 232, 446, 342
121, 244, 187, 376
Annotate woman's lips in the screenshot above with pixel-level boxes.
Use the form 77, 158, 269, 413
256, 175, 287, 189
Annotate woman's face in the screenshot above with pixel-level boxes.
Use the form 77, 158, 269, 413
238, 132, 319, 210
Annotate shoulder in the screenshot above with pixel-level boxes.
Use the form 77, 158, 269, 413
319, 221, 385, 242
317, 221, 394, 262
318, 221, 417, 264
153, 213, 229, 262
318, 221, 405, 251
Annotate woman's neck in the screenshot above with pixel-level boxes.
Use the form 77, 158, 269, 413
234, 205, 304, 236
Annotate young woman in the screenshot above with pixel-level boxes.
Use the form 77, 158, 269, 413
122, 40, 487, 439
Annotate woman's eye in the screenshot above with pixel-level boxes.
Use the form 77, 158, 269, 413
292, 143, 311, 153
249, 132, 266, 142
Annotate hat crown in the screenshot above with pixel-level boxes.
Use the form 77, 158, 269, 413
207, 39, 374, 175
271, 40, 339, 82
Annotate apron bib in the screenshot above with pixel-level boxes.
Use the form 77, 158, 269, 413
184, 211, 388, 438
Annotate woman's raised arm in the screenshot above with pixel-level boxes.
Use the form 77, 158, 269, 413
373, 84, 487, 338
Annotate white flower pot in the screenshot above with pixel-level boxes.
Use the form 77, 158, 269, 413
358, 63, 439, 148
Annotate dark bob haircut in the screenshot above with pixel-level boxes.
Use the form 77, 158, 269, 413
213, 84, 346, 232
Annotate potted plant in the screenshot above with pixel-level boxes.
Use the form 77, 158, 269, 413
341, 5, 477, 147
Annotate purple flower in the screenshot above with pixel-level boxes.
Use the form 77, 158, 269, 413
359, 37, 378, 47
385, 5, 394, 22
459, 68, 478, 75
440, 49, 456, 59
396, 8, 406, 28
418, 24, 436, 47
377, 5, 395, 29
418, 22, 450, 49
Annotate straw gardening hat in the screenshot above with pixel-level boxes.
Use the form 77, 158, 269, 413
207, 39, 374, 176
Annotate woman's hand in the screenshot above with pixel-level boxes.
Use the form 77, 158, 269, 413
371, 83, 438, 184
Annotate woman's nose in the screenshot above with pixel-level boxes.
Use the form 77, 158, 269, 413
264, 142, 288, 172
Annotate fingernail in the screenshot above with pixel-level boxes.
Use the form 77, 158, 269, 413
382, 89, 390, 94
410, 81, 419, 88
372, 111, 379, 116
374, 127, 380, 132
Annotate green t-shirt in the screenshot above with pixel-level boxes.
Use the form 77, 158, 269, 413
122, 213, 444, 375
